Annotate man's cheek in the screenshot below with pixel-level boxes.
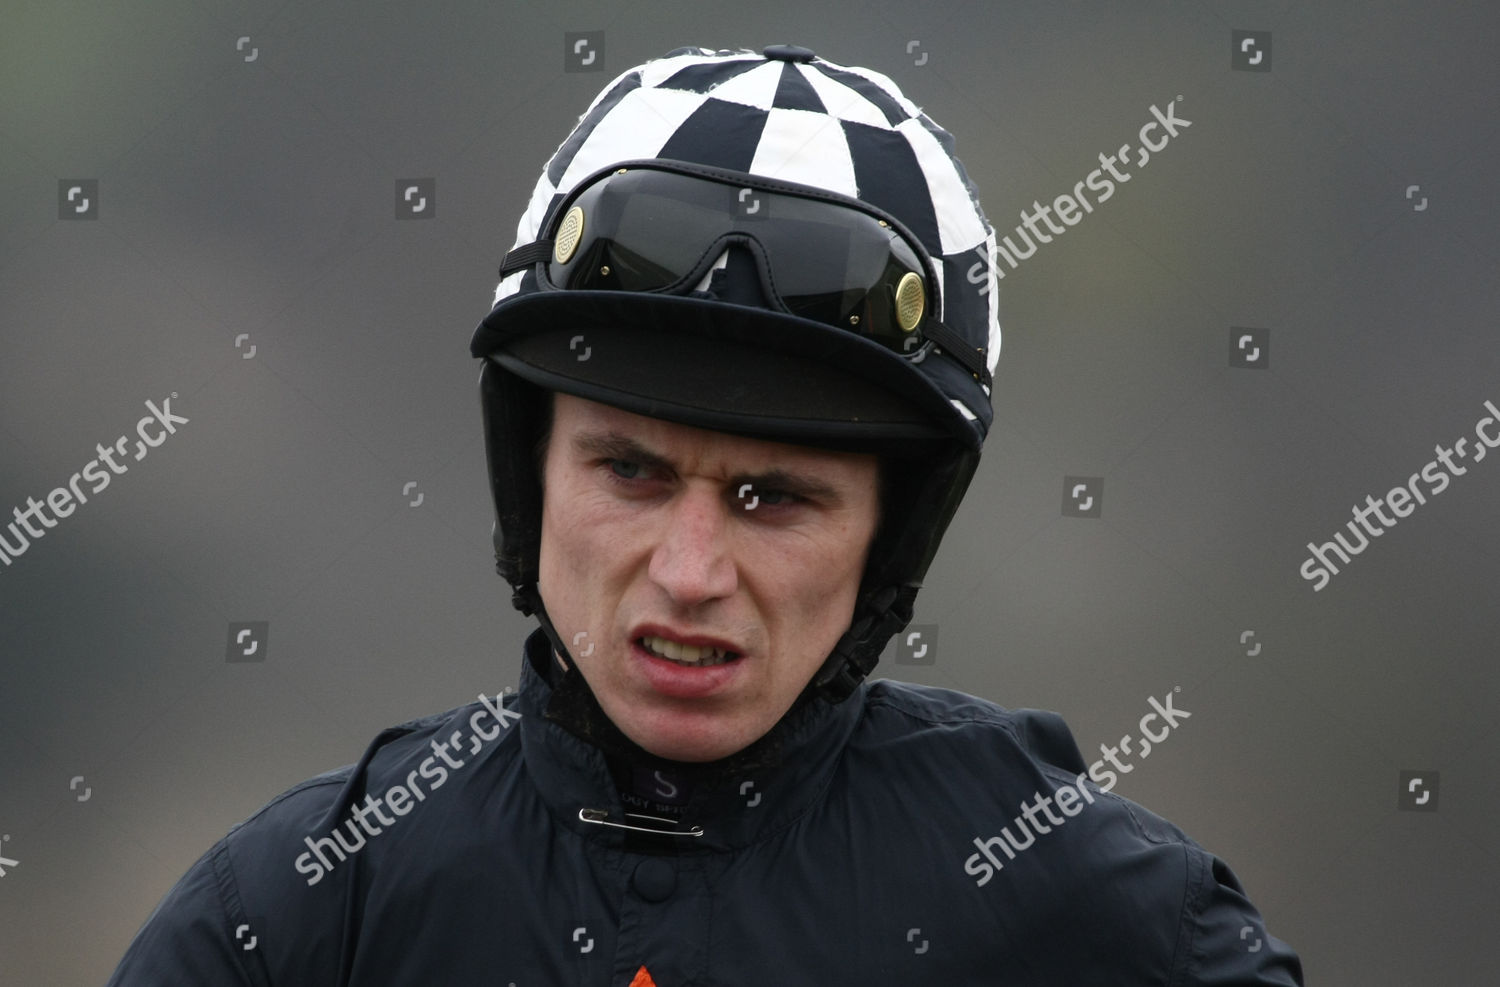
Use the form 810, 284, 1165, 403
575, 486, 652, 531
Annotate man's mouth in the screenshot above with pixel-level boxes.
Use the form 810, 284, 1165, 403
638, 635, 740, 667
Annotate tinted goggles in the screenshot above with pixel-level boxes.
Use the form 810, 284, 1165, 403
499, 161, 987, 383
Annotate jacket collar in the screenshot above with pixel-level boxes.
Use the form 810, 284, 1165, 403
514, 628, 866, 851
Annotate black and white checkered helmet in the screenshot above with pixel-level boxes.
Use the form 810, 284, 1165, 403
471, 44, 1001, 701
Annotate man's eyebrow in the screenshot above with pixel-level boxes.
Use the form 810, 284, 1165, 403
570, 429, 844, 501
571, 430, 676, 473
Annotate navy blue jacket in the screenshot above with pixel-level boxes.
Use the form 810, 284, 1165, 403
107, 630, 1303, 985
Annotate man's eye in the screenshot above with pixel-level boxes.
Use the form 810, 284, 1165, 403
738, 485, 795, 507
607, 459, 643, 480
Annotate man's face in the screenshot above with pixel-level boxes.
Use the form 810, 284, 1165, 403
537, 391, 881, 763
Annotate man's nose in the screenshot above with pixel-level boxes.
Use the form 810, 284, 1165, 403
647, 483, 737, 605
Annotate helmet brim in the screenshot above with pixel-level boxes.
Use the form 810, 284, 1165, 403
470, 290, 965, 456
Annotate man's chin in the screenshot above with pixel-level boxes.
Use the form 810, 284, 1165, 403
617, 711, 758, 765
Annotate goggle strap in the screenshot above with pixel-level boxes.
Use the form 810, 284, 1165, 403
922, 318, 991, 387
499, 240, 552, 278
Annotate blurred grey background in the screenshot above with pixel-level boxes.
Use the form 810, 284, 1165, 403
2, 1, 1497, 983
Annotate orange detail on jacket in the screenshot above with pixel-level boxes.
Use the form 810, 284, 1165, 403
628, 966, 658, 987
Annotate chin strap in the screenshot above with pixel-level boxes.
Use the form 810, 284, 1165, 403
509, 580, 568, 685
810, 582, 918, 703
511, 579, 651, 753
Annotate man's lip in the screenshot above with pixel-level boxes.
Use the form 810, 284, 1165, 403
629, 623, 745, 656
630, 639, 744, 698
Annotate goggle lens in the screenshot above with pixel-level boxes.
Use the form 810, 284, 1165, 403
543, 165, 932, 350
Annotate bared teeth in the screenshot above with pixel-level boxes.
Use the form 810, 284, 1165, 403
640, 635, 736, 666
